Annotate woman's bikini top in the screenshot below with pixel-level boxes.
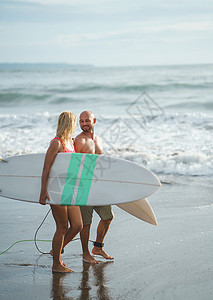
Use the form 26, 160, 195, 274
51, 137, 75, 153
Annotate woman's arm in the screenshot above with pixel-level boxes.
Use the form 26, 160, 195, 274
39, 140, 62, 205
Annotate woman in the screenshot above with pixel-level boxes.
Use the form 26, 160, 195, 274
39, 111, 83, 273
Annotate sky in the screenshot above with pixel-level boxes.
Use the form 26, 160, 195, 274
0, 0, 213, 66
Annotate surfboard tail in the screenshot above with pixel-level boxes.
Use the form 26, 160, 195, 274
117, 198, 158, 226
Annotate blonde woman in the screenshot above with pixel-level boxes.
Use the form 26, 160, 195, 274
39, 111, 83, 273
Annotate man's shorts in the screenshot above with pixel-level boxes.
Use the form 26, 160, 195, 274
80, 205, 114, 226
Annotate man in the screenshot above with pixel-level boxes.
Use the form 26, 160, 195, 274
74, 110, 114, 264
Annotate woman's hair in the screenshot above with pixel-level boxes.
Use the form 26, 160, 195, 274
56, 111, 77, 142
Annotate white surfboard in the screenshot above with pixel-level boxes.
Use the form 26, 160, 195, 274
0, 153, 161, 207
117, 198, 158, 226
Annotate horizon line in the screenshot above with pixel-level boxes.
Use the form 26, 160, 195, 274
0, 62, 213, 68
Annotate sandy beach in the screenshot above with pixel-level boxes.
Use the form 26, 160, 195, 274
0, 175, 212, 300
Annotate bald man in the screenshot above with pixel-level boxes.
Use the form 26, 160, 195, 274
74, 110, 114, 264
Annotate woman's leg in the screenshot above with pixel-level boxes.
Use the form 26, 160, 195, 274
51, 205, 73, 273
63, 206, 83, 249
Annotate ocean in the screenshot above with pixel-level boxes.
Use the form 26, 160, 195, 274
1, 63, 213, 300
0, 63, 213, 178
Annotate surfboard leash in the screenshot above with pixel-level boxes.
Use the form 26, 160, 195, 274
34, 208, 52, 254
0, 239, 52, 256
0, 207, 95, 256
0, 209, 52, 256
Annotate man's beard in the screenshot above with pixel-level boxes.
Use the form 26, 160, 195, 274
82, 126, 91, 132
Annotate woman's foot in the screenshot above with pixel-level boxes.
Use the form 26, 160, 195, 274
52, 263, 73, 274
50, 250, 66, 266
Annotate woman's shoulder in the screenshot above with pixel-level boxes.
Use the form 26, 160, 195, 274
51, 136, 61, 142
50, 137, 63, 151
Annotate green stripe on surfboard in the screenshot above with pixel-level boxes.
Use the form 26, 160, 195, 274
61, 153, 83, 205
75, 154, 98, 206
61, 153, 98, 206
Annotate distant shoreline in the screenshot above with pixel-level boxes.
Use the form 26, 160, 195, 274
0, 63, 94, 69
0, 62, 213, 69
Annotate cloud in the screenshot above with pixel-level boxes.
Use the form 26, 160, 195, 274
56, 32, 122, 47
1, 0, 213, 65
11, 0, 116, 4
163, 22, 213, 31
134, 21, 213, 32
55, 21, 213, 47
2, 0, 213, 25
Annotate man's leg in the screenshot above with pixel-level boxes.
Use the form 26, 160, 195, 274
80, 206, 99, 264
92, 206, 114, 260
80, 224, 99, 264
92, 218, 114, 259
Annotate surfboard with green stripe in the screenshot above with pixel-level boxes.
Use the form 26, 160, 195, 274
0, 153, 161, 207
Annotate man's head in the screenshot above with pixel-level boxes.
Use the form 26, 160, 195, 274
79, 110, 96, 133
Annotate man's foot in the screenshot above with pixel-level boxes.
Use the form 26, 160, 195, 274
83, 253, 99, 264
52, 263, 73, 274
92, 247, 114, 260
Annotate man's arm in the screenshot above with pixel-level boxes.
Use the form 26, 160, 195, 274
95, 135, 103, 155
74, 137, 83, 153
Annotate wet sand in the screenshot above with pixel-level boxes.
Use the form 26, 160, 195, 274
0, 176, 213, 300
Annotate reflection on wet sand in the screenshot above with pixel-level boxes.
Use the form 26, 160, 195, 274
51, 273, 70, 300
78, 263, 91, 300
51, 261, 114, 300
79, 261, 114, 300
92, 262, 114, 300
